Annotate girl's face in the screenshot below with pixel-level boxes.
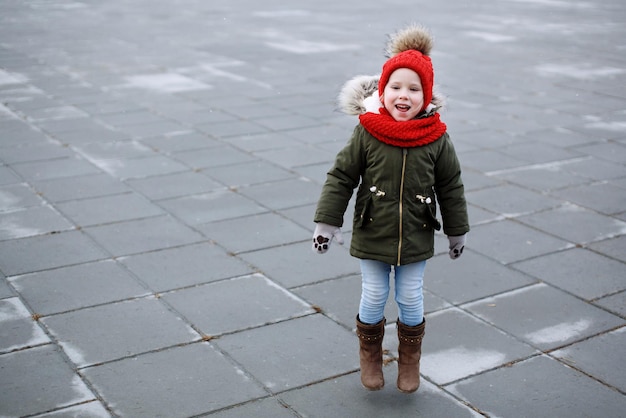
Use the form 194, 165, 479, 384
382, 68, 424, 121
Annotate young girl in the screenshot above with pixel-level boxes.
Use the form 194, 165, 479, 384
312, 24, 469, 393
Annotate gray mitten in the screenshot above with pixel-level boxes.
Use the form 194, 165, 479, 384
312, 223, 344, 254
448, 234, 466, 259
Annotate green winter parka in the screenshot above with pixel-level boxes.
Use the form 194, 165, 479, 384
314, 124, 469, 266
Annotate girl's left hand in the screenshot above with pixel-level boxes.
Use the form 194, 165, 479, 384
447, 234, 466, 259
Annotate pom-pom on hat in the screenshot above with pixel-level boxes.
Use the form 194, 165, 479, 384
378, 24, 435, 112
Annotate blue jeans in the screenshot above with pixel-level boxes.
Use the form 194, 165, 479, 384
358, 259, 426, 327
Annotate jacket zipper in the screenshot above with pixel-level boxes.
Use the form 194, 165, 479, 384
397, 148, 408, 265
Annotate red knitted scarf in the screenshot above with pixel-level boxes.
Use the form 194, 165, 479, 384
359, 108, 447, 147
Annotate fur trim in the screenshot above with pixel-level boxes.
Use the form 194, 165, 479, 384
337, 75, 379, 115
385, 24, 433, 57
338, 74, 445, 116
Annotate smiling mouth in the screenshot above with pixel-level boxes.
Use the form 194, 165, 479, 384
396, 104, 410, 111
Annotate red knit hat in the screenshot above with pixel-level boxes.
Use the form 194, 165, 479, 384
378, 25, 435, 113
378, 50, 433, 113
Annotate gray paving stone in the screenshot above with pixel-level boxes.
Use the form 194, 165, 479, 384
10, 260, 149, 316
469, 219, 571, 264
214, 314, 358, 392
425, 251, 537, 304
561, 156, 626, 181
0, 166, 21, 186
89, 154, 189, 180
448, 355, 626, 418
492, 163, 592, 192
171, 108, 239, 126
0, 230, 107, 276
5, 95, 61, 111
512, 247, 626, 300
278, 203, 318, 232
74, 140, 156, 160
32, 173, 131, 203
253, 114, 320, 131
254, 143, 335, 169
125, 171, 222, 201
204, 159, 296, 188
239, 241, 359, 289
463, 283, 626, 351
208, 397, 297, 418
55, 192, 164, 227
116, 119, 187, 138
119, 241, 253, 292
421, 308, 537, 385
517, 202, 626, 245
283, 124, 351, 145
552, 327, 626, 393
573, 141, 626, 165
553, 181, 626, 215
23, 105, 89, 122
494, 141, 584, 165
594, 291, 626, 318
76, 99, 144, 117
10, 156, 102, 181
163, 273, 314, 336
466, 183, 562, 218
0, 183, 44, 210
158, 189, 268, 225
96, 110, 170, 128
0, 345, 95, 417
172, 145, 257, 170
280, 371, 481, 418
139, 131, 221, 153
0, 141, 75, 164
0, 277, 14, 299
238, 177, 321, 211
84, 215, 204, 257
0, 297, 49, 353
82, 343, 267, 417
34, 401, 111, 418
197, 119, 269, 138
217, 132, 295, 153
0, 205, 74, 240
35, 123, 119, 147
199, 212, 310, 254
460, 169, 502, 193
466, 203, 501, 226
294, 162, 335, 185
41, 297, 198, 367
460, 149, 527, 173
0, 119, 48, 147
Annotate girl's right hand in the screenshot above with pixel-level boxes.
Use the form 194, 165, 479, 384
312, 223, 344, 254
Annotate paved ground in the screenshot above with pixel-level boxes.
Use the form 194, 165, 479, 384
1, 0, 625, 417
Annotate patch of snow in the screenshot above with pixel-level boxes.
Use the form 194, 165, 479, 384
465, 31, 516, 42
0, 69, 28, 86
535, 63, 624, 80
265, 39, 360, 54
124, 73, 212, 93
253, 10, 311, 18
525, 319, 591, 345
0, 217, 44, 240
422, 346, 508, 384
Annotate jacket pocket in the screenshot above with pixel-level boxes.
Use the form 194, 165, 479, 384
415, 193, 441, 231
355, 195, 373, 228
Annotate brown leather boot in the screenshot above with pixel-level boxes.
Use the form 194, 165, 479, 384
356, 315, 385, 390
396, 318, 426, 393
